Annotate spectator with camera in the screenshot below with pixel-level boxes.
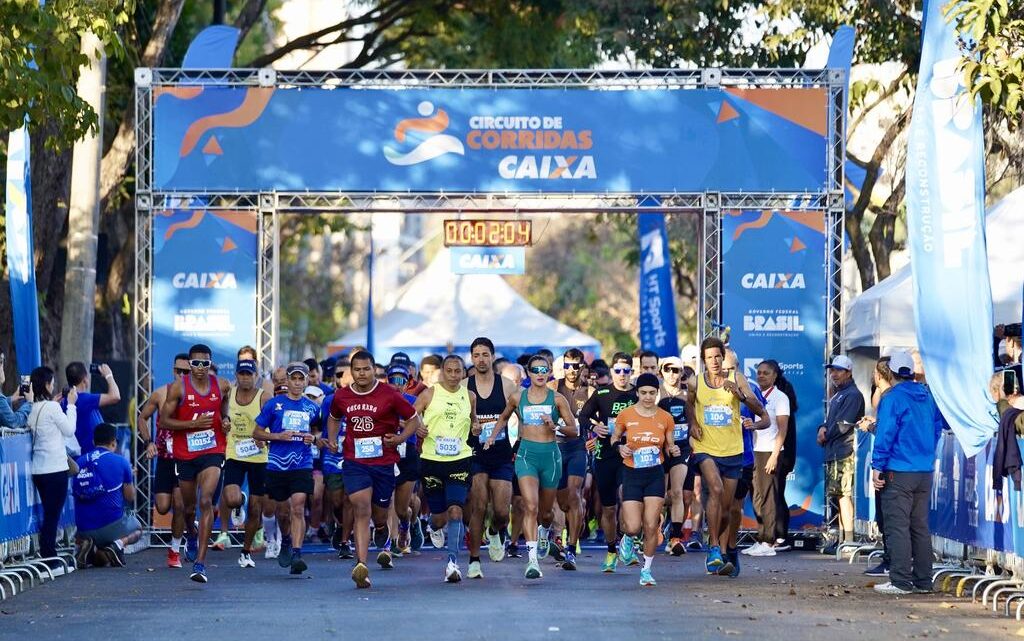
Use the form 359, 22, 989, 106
0, 350, 33, 428
73, 423, 143, 568
64, 361, 121, 455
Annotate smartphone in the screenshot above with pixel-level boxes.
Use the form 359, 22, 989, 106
89, 363, 101, 375
1003, 369, 1020, 396
19, 374, 30, 395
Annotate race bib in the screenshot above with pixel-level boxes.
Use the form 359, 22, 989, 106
632, 446, 660, 469
703, 405, 733, 427
354, 437, 383, 459
523, 405, 549, 426
673, 424, 689, 442
165, 437, 174, 456
234, 438, 261, 459
310, 444, 320, 458
480, 421, 505, 442
186, 429, 216, 453
605, 417, 617, 437
435, 436, 461, 457
283, 410, 311, 433
397, 442, 408, 458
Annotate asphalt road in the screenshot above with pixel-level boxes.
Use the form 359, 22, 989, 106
0, 545, 1018, 640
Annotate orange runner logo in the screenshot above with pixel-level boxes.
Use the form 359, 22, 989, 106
383, 101, 465, 166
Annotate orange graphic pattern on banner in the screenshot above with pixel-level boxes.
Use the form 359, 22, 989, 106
179, 88, 275, 157
724, 88, 827, 136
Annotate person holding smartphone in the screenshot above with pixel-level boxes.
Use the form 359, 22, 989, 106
0, 350, 33, 429
64, 361, 121, 455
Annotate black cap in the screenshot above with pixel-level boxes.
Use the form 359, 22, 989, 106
635, 373, 660, 390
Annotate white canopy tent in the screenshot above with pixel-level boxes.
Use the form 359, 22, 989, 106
332, 248, 602, 362
845, 186, 1024, 351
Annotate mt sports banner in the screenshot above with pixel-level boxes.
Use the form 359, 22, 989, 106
152, 210, 258, 388
638, 212, 679, 358
153, 87, 829, 193
722, 210, 828, 526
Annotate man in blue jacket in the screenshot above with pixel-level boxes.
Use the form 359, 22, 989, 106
871, 350, 944, 595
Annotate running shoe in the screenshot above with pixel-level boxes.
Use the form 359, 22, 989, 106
331, 527, 344, 551
619, 535, 638, 566
185, 535, 199, 563
337, 542, 354, 560
864, 562, 889, 577
429, 526, 446, 550
231, 505, 245, 527
212, 531, 230, 551
377, 549, 393, 569
104, 544, 126, 568
561, 550, 577, 571
551, 536, 565, 563
587, 518, 599, 541
525, 560, 543, 579
289, 552, 307, 575
445, 558, 462, 583
166, 549, 182, 569
265, 538, 280, 560
705, 545, 724, 571
773, 538, 791, 552
685, 531, 704, 552
253, 528, 266, 553
352, 562, 371, 589
396, 525, 412, 554
277, 548, 293, 568
873, 582, 911, 595
669, 537, 686, 557
639, 568, 657, 586
506, 542, 521, 558
724, 550, 740, 577
238, 552, 256, 568
751, 544, 776, 557
189, 562, 208, 583
487, 530, 505, 562
467, 560, 483, 579
317, 525, 330, 543
740, 542, 762, 556
75, 538, 94, 569
601, 551, 618, 573
373, 525, 391, 550
411, 519, 425, 551
537, 526, 550, 560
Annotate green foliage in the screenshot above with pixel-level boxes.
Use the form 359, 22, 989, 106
0, 0, 130, 150
947, 0, 1024, 126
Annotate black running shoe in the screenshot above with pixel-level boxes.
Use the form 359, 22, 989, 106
290, 553, 307, 575
506, 542, 521, 558
104, 544, 126, 567
337, 542, 354, 559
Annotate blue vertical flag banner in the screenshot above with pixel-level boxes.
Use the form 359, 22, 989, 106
152, 210, 258, 388
638, 212, 679, 358
905, 0, 996, 457
4, 126, 42, 373
366, 233, 375, 356
722, 210, 829, 526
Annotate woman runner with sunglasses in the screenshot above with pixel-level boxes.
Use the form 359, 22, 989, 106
484, 355, 577, 579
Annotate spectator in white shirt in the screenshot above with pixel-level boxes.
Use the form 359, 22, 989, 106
747, 360, 791, 556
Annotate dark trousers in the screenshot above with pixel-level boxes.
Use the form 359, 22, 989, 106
776, 455, 794, 541
874, 491, 890, 565
752, 452, 781, 544
32, 471, 69, 559
879, 471, 933, 590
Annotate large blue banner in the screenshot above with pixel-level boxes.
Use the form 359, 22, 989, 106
905, 0, 996, 457
638, 212, 679, 358
153, 87, 829, 193
152, 210, 258, 387
4, 126, 42, 374
0, 433, 73, 542
722, 210, 829, 526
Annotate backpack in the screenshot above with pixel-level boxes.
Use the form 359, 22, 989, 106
73, 450, 110, 500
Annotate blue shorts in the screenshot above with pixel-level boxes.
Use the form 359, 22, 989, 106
342, 460, 397, 508
471, 457, 515, 483
558, 442, 588, 489
691, 452, 744, 481
396, 447, 421, 485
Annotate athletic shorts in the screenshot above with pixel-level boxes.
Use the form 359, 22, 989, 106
223, 459, 267, 496
154, 457, 178, 495
622, 466, 666, 502
78, 513, 143, 548
265, 469, 314, 502
396, 447, 422, 485
421, 457, 473, 514
826, 455, 855, 498
735, 465, 754, 501
342, 460, 397, 508
594, 454, 623, 506
324, 472, 345, 493
558, 441, 588, 489
514, 440, 563, 490
174, 454, 224, 482
471, 454, 515, 483
691, 452, 744, 481
663, 443, 693, 472
683, 463, 697, 491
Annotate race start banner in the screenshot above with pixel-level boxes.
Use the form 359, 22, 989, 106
153, 87, 829, 193
722, 210, 828, 526
152, 210, 258, 388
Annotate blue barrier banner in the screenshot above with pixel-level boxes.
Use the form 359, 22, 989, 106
855, 431, 876, 523
450, 247, 525, 275
638, 212, 679, 358
722, 210, 829, 526
906, 0, 996, 457
152, 210, 258, 387
0, 433, 73, 541
4, 126, 43, 374
153, 87, 829, 193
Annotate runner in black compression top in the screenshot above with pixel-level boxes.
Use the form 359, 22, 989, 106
553, 348, 592, 570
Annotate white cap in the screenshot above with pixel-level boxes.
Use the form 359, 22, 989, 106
826, 355, 853, 371
680, 344, 699, 364
660, 356, 683, 370
303, 385, 324, 398
888, 350, 915, 379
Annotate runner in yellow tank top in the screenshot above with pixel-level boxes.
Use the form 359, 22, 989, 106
685, 337, 768, 576
413, 355, 480, 583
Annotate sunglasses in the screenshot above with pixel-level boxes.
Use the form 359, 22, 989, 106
612, 367, 632, 375
563, 362, 583, 370
174, 367, 191, 376
529, 366, 551, 375
662, 366, 681, 374
387, 375, 409, 386
189, 359, 211, 369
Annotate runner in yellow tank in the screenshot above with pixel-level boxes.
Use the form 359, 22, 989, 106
414, 354, 480, 583
685, 336, 768, 575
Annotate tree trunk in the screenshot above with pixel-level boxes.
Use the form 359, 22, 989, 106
60, 32, 107, 382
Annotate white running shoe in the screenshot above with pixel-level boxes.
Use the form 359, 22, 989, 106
238, 552, 256, 568
429, 526, 446, 550
265, 537, 280, 560
487, 531, 505, 562
445, 559, 462, 583
741, 542, 764, 556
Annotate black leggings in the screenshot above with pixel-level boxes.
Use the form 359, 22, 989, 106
32, 471, 68, 558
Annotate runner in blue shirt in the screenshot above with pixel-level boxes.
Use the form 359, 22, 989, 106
64, 361, 121, 454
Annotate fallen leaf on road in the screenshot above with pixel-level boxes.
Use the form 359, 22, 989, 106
907, 614, 921, 620
789, 588, 797, 595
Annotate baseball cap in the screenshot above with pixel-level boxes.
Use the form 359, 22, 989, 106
303, 385, 324, 398
386, 363, 409, 377
680, 344, 699, 364
660, 356, 683, 370
236, 359, 257, 374
635, 373, 661, 390
888, 350, 915, 379
826, 355, 853, 372
286, 361, 309, 376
